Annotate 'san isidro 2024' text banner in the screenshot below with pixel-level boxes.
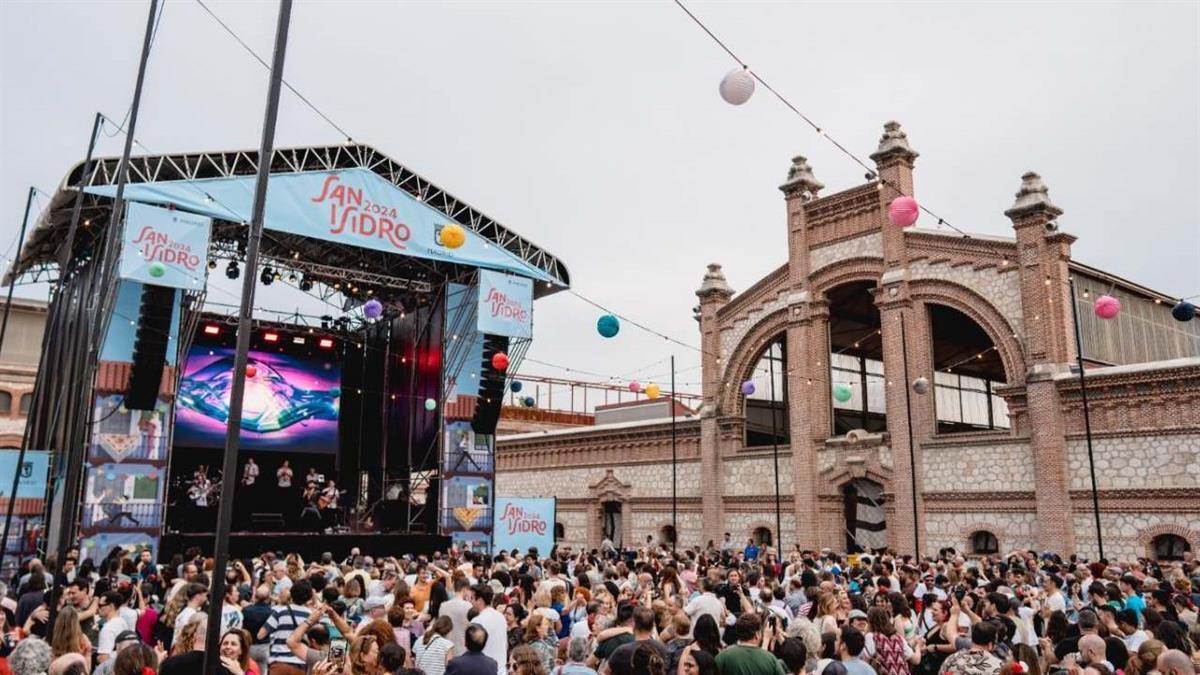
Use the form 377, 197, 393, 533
491, 496, 555, 555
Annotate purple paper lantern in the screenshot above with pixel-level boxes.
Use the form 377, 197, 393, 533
363, 298, 384, 319
740, 380, 756, 396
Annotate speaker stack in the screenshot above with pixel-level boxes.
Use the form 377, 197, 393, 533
125, 284, 175, 410
470, 334, 509, 434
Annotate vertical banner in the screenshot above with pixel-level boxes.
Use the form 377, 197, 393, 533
119, 202, 212, 290
440, 422, 494, 553
492, 496, 555, 555
477, 270, 533, 338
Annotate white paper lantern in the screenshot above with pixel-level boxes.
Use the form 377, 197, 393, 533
912, 377, 931, 395
719, 68, 755, 105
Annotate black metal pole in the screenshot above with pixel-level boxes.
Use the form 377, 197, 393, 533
0, 187, 37, 573
1069, 278, 1104, 560
670, 355, 676, 552
769, 344, 781, 554
203, 2, 292, 671
900, 314, 920, 558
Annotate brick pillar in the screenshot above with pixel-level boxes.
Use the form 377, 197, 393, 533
870, 121, 918, 273
1004, 172, 1078, 553
778, 155, 824, 552
696, 264, 734, 546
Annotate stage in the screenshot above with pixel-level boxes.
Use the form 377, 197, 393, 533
160, 531, 450, 560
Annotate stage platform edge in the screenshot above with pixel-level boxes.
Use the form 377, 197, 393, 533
159, 531, 452, 561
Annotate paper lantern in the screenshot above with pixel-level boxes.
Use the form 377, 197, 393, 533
740, 380, 756, 396
1172, 300, 1196, 322
645, 383, 661, 399
148, 261, 166, 278
363, 298, 383, 319
832, 383, 853, 403
628, 381, 641, 393
1094, 295, 1121, 320
596, 314, 620, 338
424, 398, 437, 411
888, 196, 919, 227
719, 67, 755, 105
491, 352, 509, 371
148, 471, 159, 480
441, 223, 466, 249
912, 377, 931, 395
245, 365, 257, 378
105, 471, 117, 481
510, 380, 523, 393
522, 396, 536, 408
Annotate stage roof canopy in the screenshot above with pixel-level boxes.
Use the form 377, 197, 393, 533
8, 143, 570, 296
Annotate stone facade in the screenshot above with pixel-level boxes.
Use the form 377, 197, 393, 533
496, 123, 1200, 560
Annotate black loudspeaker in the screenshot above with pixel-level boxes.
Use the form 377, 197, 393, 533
471, 334, 509, 434
125, 284, 175, 410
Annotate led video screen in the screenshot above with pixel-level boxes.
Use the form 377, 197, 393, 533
175, 346, 341, 453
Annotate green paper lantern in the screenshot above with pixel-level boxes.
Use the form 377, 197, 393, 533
148, 261, 166, 278
832, 383, 853, 403
424, 398, 437, 411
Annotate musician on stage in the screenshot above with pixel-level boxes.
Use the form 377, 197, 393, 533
299, 479, 323, 530
304, 466, 320, 486
190, 467, 213, 507
276, 459, 293, 489
242, 457, 260, 487
319, 478, 340, 511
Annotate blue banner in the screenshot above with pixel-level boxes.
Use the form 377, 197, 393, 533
477, 270, 533, 338
0, 450, 50, 498
119, 202, 211, 290
87, 169, 553, 282
492, 496, 555, 555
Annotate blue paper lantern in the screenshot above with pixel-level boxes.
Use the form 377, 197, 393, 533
596, 314, 620, 338
510, 380, 523, 393
1172, 300, 1196, 322
523, 396, 536, 408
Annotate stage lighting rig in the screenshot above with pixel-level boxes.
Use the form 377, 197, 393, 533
225, 260, 240, 280
261, 267, 275, 285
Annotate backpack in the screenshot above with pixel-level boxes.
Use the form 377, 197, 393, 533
874, 633, 911, 675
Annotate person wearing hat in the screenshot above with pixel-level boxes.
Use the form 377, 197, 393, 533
846, 610, 869, 635
357, 596, 389, 629
92, 630, 141, 675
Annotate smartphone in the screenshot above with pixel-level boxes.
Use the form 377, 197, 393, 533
329, 639, 348, 669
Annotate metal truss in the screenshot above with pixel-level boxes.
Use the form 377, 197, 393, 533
11, 144, 570, 293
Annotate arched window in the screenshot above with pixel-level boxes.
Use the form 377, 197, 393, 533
928, 305, 1010, 433
743, 336, 790, 448
1152, 534, 1191, 561
828, 282, 886, 434
970, 530, 999, 555
554, 522, 565, 541
0, 391, 11, 415
18, 393, 32, 416
659, 525, 677, 545
753, 526, 773, 547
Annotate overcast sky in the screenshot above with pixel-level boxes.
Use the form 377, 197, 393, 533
2, 1, 1197, 398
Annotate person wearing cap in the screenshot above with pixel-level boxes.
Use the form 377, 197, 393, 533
846, 610, 868, 635
96, 591, 130, 664
357, 597, 388, 630
92, 630, 141, 675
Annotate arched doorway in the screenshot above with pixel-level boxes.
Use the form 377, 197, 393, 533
969, 530, 999, 555
927, 305, 1010, 433
1152, 534, 1191, 561
744, 336, 790, 447
660, 524, 677, 546
554, 522, 565, 542
842, 478, 886, 553
752, 526, 773, 547
828, 282, 886, 434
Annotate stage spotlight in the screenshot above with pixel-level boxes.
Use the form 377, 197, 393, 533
225, 261, 240, 279
263, 332, 279, 343
207, 259, 217, 270
320, 315, 331, 330
299, 277, 314, 292
318, 338, 335, 349
287, 272, 297, 284
260, 267, 274, 285
203, 325, 221, 336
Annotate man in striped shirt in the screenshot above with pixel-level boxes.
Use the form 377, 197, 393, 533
258, 579, 313, 675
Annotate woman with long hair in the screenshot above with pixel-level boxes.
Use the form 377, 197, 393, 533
864, 607, 919, 675
156, 585, 191, 650
112, 643, 158, 675
414, 616, 454, 675
814, 593, 839, 635
348, 634, 383, 675
171, 615, 206, 657
660, 567, 683, 603
632, 642, 666, 675
522, 614, 558, 675
679, 649, 717, 675
508, 645, 546, 675
50, 606, 90, 659
341, 575, 367, 622
888, 593, 917, 644
218, 629, 258, 675
690, 614, 722, 658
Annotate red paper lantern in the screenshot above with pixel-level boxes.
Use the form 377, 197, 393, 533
1094, 295, 1121, 320
491, 352, 509, 371
245, 365, 258, 378
888, 196, 920, 227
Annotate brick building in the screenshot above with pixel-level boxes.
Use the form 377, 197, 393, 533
495, 122, 1200, 561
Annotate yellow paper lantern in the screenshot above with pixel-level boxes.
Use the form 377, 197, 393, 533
645, 383, 661, 399
441, 223, 466, 249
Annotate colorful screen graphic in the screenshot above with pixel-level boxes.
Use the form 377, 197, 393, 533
175, 346, 341, 453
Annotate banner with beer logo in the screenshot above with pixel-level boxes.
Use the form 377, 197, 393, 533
492, 496, 555, 555
119, 202, 211, 290
477, 270, 533, 338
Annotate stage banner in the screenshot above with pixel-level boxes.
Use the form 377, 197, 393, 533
88, 168, 555, 283
477, 270, 533, 338
492, 496, 555, 555
0, 450, 50, 498
119, 202, 211, 290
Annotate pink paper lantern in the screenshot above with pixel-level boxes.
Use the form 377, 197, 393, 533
628, 381, 641, 393
1094, 295, 1121, 320
888, 196, 919, 227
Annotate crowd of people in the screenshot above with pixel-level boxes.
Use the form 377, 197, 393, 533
1, 540, 1198, 675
